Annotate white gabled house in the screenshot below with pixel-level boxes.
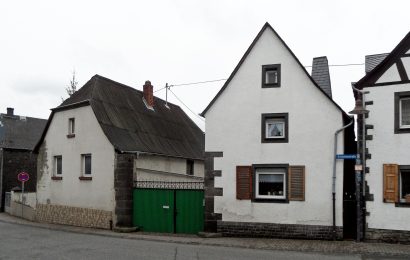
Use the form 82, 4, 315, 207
34, 75, 205, 233
354, 31, 410, 243
201, 23, 356, 240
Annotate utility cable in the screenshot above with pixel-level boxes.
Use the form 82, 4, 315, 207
169, 89, 205, 122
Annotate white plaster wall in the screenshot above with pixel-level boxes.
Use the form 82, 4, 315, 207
401, 57, 410, 77
36, 105, 115, 211
135, 154, 204, 182
364, 83, 410, 231
205, 27, 346, 226
376, 64, 400, 84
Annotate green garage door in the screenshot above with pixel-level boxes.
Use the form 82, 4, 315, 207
133, 188, 204, 234
176, 190, 204, 234
133, 189, 174, 233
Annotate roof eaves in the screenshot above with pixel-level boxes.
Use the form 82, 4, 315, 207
201, 22, 348, 117
355, 31, 410, 89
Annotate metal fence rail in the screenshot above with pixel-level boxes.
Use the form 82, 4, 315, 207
134, 181, 204, 190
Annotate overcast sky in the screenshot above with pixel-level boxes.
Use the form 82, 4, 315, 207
1, 0, 409, 130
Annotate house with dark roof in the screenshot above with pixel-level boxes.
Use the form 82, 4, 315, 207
34, 75, 205, 232
202, 23, 356, 240
0, 108, 47, 211
354, 31, 410, 243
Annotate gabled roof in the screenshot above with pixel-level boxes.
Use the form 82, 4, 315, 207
311, 56, 332, 98
35, 75, 204, 160
201, 22, 347, 117
0, 113, 47, 150
355, 31, 410, 89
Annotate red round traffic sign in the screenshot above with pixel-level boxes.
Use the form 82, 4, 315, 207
18, 172, 30, 182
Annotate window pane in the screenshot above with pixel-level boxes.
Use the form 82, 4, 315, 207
266, 120, 284, 138
56, 157, 62, 175
401, 170, 410, 198
265, 70, 277, 84
257, 169, 285, 197
401, 99, 410, 126
85, 155, 92, 175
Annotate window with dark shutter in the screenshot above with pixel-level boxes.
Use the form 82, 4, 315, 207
236, 166, 252, 200
288, 166, 305, 201
384, 164, 399, 203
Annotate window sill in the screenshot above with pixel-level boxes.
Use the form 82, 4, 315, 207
51, 176, 62, 180
79, 176, 92, 181
395, 202, 410, 207
252, 198, 289, 203
262, 84, 280, 88
67, 134, 76, 138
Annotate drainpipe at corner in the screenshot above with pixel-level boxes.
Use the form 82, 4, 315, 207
332, 118, 354, 240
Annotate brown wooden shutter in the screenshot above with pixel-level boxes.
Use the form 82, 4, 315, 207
289, 166, 305, 201
383, 164, 399, 203
236, 166, 252, 200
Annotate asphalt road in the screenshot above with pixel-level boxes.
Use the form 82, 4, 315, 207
0, 222, 404, 260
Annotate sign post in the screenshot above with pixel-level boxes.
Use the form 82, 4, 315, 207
17, 172, 29, 218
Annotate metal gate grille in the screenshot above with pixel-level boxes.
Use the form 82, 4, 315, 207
134, 181, 203, 190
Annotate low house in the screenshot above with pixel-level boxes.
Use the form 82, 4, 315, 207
201, 23, 356, 240
354, 31, 410, 243
34, 75, 204, 232
0, 108, 47, 211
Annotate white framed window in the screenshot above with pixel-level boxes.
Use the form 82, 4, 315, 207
82, 154, 92, 176
68, 118, 75, 135
399, 97, 410, 129
265, 70, 278, 85
262, 64, 281, 88
265, 119, 285, 139
255, 168, 286, 199
54, 156, 62, 176
399, 168, 410, 202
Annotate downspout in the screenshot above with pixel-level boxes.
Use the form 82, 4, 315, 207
332, 118, 354, 240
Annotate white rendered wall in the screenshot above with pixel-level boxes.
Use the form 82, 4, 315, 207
135, 154, 204, 182
364, 83, 410, 231
37, 105, 115, 211
205, 28, 346, 226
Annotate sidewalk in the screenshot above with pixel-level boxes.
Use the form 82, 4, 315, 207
1, 213, 409, 257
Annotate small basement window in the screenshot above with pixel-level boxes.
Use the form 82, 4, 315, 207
262, 113, 288, 143
262, 64, 281, 88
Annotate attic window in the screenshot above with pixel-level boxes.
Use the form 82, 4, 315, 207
262, 113, 288, 143
262, 64, 281, 88
67, 118, 75, 138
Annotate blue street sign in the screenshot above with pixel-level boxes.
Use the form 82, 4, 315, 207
336, 154, 357, 160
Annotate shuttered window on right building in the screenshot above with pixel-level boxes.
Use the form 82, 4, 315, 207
383, 164, 410, 204
288, 166, 305, 201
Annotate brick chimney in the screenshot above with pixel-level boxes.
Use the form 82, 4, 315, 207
143, 80, 154, 107
6, 107, 14, 116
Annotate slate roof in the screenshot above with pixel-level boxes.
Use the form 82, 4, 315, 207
365, 53, 389, 74
311, 56, 332, 98
37, 75, 204, 160
201, 22, 348, 117
0, 113, 47, 150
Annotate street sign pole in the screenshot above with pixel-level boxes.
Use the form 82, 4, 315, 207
21, 181, 24, 219
17, 172, 29, 219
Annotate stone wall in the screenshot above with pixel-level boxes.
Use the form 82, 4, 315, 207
114, 153, 134, 227
366, 228, 410, 244
1, 149, 37, 211
36, 204, 112, 229
218, 221, 343, 240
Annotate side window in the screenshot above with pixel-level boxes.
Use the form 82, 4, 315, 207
261, 113, 289, 143
54, 156, 62, 176
262, 64, 281, 88
79, 154, 92, 180
394, 91, 410, 134
67, 118, 75, 138
400, 166, 410, 203
186, 159, 194, 175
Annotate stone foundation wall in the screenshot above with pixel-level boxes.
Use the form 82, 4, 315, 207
218, 221, 343, 240
366, 228, 410, 244
36, 204, 112, 229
